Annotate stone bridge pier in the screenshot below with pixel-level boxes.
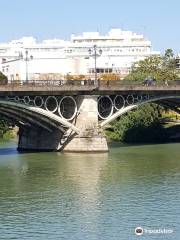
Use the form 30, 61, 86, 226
63, 95, 108, 152
18, 127, 64, 152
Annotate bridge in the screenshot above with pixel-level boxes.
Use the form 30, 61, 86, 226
0, 80, 180, 152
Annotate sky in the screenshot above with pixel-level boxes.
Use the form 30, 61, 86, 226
0, 0, 180, 54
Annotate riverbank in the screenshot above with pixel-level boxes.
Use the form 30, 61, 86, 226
106, 123, 180, 144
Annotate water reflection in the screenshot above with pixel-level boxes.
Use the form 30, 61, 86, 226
60, 153, 108, 236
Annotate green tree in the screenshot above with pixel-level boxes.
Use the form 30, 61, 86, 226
0, 72, 12, 138
164, 48, 174, 59
106, 103, 167, 143
163, 49, 176, 70
0, 119, 11, 138
125, 53, 179, 81
0, 71, 8, 84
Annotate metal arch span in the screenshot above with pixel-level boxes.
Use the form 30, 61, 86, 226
100, 95, 180, 128
0, 100, 80, 134
0, 106, 53, 132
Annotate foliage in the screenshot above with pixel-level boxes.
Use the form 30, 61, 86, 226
0, 71, 8, 84
0, 72, 14, 139
106, 103, 168, 143
2, 130, 15, 140
124, 49, 179, 81
0, 120, 11, 138
164, 48, 174, 59
0, 117, 16, 140
162, 48, 177, 70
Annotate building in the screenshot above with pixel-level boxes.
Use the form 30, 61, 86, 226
0, 28, 160, 81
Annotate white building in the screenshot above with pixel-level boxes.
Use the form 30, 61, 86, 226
0, 28, 160, 81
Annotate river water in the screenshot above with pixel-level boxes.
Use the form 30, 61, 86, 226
0, 139, 179, 239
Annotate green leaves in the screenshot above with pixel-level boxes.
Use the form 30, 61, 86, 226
0, 72, 7, 81
125, 50, 179, 81
0, 120, 10, 138
106, 103, 166, 143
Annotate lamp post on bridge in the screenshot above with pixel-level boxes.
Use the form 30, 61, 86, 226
24, 50, 33, 84
88, 45, 102, 88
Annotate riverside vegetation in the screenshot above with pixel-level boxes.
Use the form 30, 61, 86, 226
0, 120, 15, 140
105, 103, 180, 143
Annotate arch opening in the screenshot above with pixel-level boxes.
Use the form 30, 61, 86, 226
45, 96, 58, 113
34, 96, 44, 108
58, 96, 77, 121
126, 95, 134, 105
98, 96, 113, 120
114, 95, 125, 110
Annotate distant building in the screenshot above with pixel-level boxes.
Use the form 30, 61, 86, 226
0, 28, 160, 81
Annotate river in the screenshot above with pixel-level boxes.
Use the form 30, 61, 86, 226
0, 139, 179, 239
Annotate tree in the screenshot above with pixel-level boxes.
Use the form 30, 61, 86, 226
163, 49, 176, 70
0, 119, 12, 138
0, 72, 8, 84
164, 48, 174, 60
124, 53, 179, 81
106, 103, 167, 143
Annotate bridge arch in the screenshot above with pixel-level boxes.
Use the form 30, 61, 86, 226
0, 100, 80, 134
100, 95, 180, 128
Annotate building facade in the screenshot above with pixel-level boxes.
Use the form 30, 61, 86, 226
0, 29, 160, 81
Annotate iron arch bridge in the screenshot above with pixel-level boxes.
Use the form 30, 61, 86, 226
0, 80, 180, 152
2, 94, 177, 127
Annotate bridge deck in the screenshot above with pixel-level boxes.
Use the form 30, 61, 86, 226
0, 80, 180, 96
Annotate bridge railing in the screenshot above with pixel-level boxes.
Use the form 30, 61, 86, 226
0, 80, 96, 87
100, 79, 180, 86
0, 79, 180, 87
